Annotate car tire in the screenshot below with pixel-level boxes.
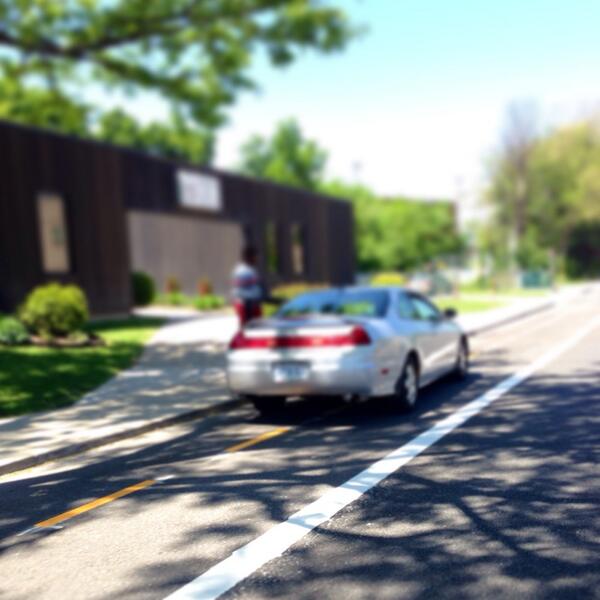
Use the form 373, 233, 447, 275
452, 338, 469, 380
249, 396, 286, 415
390, 357, 419, 412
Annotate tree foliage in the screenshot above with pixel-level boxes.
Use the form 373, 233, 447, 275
0, 78, 89, 135
236, 121, 462, 273
239, 118, 327, 190
0, 0, 355, 129
97, 109, 213, 163
324, 181, 464, 273
566, 222, 600, 278
0, 81, 215, 162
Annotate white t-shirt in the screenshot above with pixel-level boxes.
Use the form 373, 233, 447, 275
231, 262, 262, 301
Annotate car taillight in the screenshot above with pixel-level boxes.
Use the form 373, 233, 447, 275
229, 331, 276, 350
229, 331, 244, 350
229, 326, 371, 350
348, 325, 371, 345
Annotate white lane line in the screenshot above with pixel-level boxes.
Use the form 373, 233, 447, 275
165, 315, 600, 600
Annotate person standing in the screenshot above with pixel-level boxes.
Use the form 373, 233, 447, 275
231, 245, 264, 326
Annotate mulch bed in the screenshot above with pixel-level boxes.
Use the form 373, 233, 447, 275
27, 333, 106, 348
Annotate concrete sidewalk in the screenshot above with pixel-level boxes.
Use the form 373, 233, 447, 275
0, 290, 572, 476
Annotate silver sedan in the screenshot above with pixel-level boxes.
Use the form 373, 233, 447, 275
226, 286, 469, 414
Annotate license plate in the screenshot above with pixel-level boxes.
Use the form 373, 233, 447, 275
272, 362, 310, 383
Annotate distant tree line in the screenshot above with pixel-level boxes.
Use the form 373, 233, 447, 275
239, 119, 465, 273
483, 103, 600, 279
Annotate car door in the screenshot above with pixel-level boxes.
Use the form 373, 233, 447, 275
408, 293, 457, 381
390, 292, 438, 385
383, 291, 422, 387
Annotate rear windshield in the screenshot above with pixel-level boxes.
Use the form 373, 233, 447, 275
277, 289, 389, 318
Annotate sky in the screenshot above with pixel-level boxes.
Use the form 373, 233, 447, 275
88, 0, 600, 203
211, 0, 600, 200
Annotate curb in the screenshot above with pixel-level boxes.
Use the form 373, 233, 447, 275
0, 298, 557, 478
0, 398, 246, 477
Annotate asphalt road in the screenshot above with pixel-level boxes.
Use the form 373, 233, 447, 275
1, 287, 599, 600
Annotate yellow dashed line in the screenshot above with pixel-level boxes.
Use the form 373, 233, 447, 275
225, 427, 291, 453
29, 411, 335, 530
36, 479, 156, 528
31, 428, 291, 530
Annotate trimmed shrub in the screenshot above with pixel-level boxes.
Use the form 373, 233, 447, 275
370, 272, 406, 286
165, 276, 181, 294
193, 294, 225, 311
197, 278, 213, 296
19, 283, 89, 337
132, 271, 155, 306
166, 292, 188, 306
0, 316, 29, 345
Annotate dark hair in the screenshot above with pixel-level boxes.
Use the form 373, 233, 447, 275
242, 245, 258, 263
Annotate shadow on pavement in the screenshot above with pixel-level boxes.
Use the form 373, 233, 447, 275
217, 364, 600, 600
0, 361, 497, 545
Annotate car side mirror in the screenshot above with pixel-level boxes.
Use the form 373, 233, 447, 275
443, 307, 457, 319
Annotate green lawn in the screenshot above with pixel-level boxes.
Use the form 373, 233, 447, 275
435, 287, 555, 315
0, 317, 164, 417
433, 295, 508, 314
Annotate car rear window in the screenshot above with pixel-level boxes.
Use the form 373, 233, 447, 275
277, 289, 389, 318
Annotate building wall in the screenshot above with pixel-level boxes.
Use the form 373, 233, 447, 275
120, 151, 356, 289
0, 122, 131, 315
128, 211, 243, 296
325, 199, 356, 285
0, 120, 355, 315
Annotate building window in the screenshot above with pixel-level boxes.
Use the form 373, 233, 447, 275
37, 193, 70, 274
265, 221, 279, 274
242, 223, 255, 246
291, 223, 306, 275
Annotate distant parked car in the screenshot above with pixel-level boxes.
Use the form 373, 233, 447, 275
226, 286, 468, 414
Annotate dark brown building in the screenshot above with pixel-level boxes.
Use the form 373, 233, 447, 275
0, 120, 355, 315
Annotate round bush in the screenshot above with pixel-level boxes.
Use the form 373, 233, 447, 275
19, 283, 89, 337
0, 316, 29, 345
132, 271, 155, 306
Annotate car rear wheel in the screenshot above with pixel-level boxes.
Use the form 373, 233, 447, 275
249, 396, 286, 415
390, 358, 419, 412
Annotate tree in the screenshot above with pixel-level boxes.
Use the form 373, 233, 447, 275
239, 119, 328, 189
0, 82, 215, 162
0, 79, 89, 135
485, 101, 540, 269
97, 109, 214, 163
566, 222, 600, 278
324, 181, 464, 273
0, 1, 355, 130
527, 122, 600, 253
485, 107, 600, 276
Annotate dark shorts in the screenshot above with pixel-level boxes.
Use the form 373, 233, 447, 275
233, 300, 263, 326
